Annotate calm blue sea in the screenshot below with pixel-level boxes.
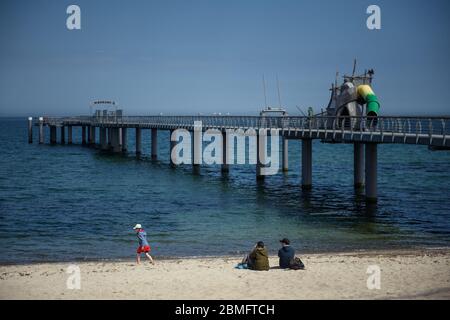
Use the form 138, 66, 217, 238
0, 117, 449, 264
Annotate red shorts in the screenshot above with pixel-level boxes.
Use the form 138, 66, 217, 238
137, 245, 151, 254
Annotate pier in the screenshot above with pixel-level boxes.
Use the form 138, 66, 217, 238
28, 115, 450, 202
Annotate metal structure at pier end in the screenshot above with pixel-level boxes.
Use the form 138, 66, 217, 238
27, 68, 450, 202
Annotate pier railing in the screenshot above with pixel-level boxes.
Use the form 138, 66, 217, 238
41, 115, 450, 146
42, 115, 450, 134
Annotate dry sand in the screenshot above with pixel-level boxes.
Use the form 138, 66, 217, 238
1, 249, 449, 300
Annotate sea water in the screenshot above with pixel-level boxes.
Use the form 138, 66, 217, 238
0, 117, 449, 263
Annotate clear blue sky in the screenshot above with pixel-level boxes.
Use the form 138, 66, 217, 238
1, 0, 449, 116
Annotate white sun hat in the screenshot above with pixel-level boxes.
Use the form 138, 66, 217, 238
133, 224, 142, 230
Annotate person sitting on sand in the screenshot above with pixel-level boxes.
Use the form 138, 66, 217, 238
245, 241, 270, 271
133, 224, 154, 265
278, 238, 295, 269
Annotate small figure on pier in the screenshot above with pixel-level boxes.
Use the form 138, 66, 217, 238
133, 224, 154, 265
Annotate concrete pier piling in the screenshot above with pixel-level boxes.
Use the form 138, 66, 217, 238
110, 128, 122, 153
87, 126, 92, 145
301, 139, 312, 190
256, 131, 266, 180
282, 137, 288, 172
50, 126, 57, 144
87, 126, 95, 145
170, 129, 177, 166
82, 126, 87, 145
38, 117, 44, 144
28, 117, 33, 143
192, 122, 203, 173
107, 128, 112, 148
91, 126, 96, 145
68, 126, 73, 144
60, 126, 65, 144
136, 128, 142, 156
354, 142, 365, 188
122, 128, 127, 153
365, 143, 378, 202
100, 127, 108, 151
221, 131, 229, 173
192, 127, 202, 173
151, 128, 158, 159
109, 128, 116, 151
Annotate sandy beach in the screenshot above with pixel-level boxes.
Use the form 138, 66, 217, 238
1, 249, 449, 300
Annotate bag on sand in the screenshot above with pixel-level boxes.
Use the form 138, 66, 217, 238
289, 257, 305, 270
235, 263, 249, 269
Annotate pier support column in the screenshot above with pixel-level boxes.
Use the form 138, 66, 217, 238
87, 126, 95, 145
107, 128, 112, 148
82, 126, 86, 145
256, 130, 266, 181
221, 130, 229, 173
60, 126, 65, 144
39, 117, 44, 144
301, 139, 312, 190
28, 117, 33, 143
100, 127, 108, 151
282, 137, 288, 172
192, 125, 202, 174
151, 128, 158, 159
136, 128, 142, 156
365, 143, 378, 202
87, 126, 92, 145
50, 126, 57, 144
170, 129, 177, 166
122, 128, 127, 153
110, 128, 122, 153
91, 126, 96, 145
191, 140, 200, 173
354, 143, 365, 189
68, 126, 73, 144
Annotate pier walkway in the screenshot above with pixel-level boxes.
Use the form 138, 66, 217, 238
28, 115, 450, 202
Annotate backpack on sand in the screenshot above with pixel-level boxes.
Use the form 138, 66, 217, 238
289, 257, 305, 270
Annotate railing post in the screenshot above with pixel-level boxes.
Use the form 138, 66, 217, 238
39, 117, 44, 144
28, 117, 33, 143
429, 118, 433, 144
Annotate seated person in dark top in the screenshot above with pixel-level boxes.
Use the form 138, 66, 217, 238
278, 238, 295, 269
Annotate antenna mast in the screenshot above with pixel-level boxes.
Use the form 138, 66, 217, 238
276, 74, 282, 108
262, 74, 268, 108
352, 58, 357, 78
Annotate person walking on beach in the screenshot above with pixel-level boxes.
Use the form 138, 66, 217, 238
278, 238, 295, 269
133, 224, 154, 265
246, 241, 270, 271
